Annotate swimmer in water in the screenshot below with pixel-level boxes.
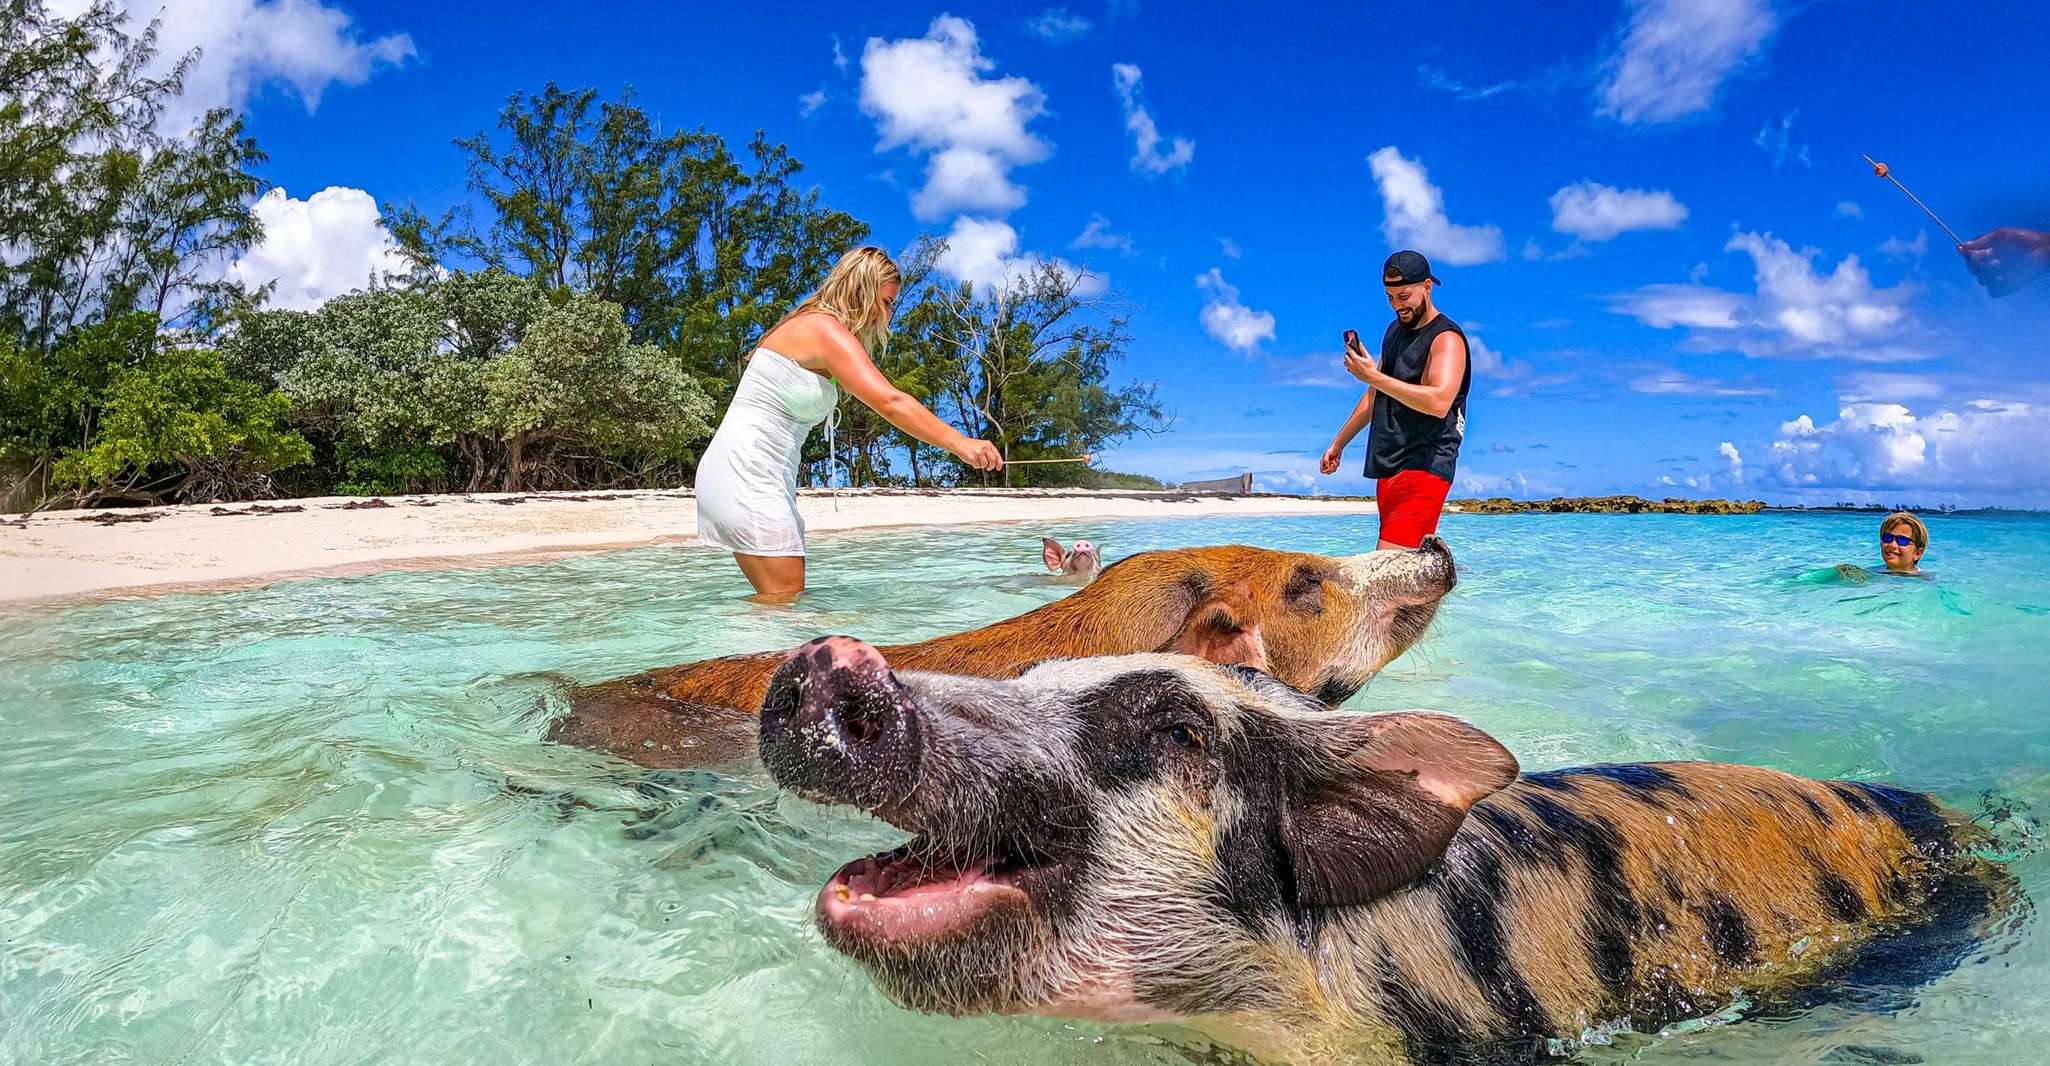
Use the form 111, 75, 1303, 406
1834, 510, 1930, 583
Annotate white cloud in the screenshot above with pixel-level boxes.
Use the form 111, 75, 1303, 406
1196, 269, 1275, 353
226, 186, 411, 311
1468, 333, 1576, 398
915, 146, 1031, 219
935, 217, 1103, 299
1549, 181, 1689, 241
1630, 367, 1773, 396
1596, 0, 1777, 125
1457, 469, 1551, 498
1836, 201, 1864, 219
798, 89, 827, 116
1112, 64, 1194, 176
1610, 284, 1744, 329
1754, 109, 1810, 172
1071, 214, 1135, 256
1769, 400, 2050, 498
1611, 231, 1922, 360
1836, 371, 1945, 403
55, 0, 416, 132
1878, 230, 1929, 260
1251, 470, 1317, 495
860, 16, 1049, 222
832, 35, 849, 71
1263, 351, 1353, 389
1467, 333, 1508, 376
1367, 146, 1504, 266
1730, 232, 1909, 348
1418, 65, 1520, 102
1027, 8, 1093, 42
1719, 440, 1745, 481
1219, 237, 1242, 260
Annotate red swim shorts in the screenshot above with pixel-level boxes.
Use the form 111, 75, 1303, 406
1375, 469, 1452, 548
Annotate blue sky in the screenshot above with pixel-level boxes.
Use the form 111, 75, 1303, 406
147, 0, 2050, 506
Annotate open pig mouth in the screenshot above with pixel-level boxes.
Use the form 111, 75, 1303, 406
758, 636, 1076, 952
818, 839, 1061, 945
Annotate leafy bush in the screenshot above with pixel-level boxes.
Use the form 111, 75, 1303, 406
333, 443, 448, 496
54, 346, 311, 502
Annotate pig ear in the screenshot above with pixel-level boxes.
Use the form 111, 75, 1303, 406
1279, 713, 1519, 909
1168, 580, 1269, 672
1043, 537, 1066, 572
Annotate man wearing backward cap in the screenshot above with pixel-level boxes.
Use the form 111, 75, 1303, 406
1320, 249, 1473, 549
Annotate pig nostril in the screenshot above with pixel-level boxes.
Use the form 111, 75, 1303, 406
838, 687, 891, 748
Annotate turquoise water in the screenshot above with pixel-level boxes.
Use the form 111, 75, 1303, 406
2, 511, 2045, 1065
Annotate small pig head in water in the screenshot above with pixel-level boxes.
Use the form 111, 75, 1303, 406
1042, 537, 1102, 583
760, 640, 1999, 1064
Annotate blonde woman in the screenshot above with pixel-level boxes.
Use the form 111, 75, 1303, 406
695, 246, 1003, 601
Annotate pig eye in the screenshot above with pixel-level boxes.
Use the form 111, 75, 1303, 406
1166, 723, 1206, 751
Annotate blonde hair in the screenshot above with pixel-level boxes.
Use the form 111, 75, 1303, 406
769, 245, 901, 358
1881, 511, 1928, 549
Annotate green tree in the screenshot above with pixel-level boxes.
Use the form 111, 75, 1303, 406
50, 333, 309, 504
0, 311, 156, 503
1, 3, 263, 349
226, 271, 712, 493
480, 292, 712, 490
918, 260, 1167, 487
110, 108, 267, 331
399, 83, 868, 394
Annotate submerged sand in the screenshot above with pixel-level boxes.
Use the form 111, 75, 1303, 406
1, 488, 1382, 607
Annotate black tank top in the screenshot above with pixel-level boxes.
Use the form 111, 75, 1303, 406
1364, 313, 1470, 480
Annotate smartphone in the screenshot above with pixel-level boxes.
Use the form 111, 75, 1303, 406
1343, 328, 1359, 350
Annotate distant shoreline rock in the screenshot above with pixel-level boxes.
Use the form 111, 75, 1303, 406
1447, 495, 1765, 515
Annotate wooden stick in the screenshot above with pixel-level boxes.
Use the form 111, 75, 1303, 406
1002, 454, 1093, 465
1863, 154, 1967, 246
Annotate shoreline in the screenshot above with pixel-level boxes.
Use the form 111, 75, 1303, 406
2, 487, 1385, 608
7, 487, 1982, 610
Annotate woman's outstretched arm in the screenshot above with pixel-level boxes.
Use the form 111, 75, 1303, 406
816, 327, 1004, 470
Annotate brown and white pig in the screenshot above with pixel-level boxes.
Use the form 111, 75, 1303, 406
548, 538, 1458, 769
758, 638, 2014, 1065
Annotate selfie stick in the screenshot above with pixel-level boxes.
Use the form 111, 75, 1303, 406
1863, 155, 1967, 246
1003, 454, 1093, 465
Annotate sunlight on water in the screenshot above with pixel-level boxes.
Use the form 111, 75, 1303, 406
2, 511, 2045, 1065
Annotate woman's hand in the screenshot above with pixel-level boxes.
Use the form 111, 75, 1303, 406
955, 438, 1004, 471
1319, 441, 1344, 475
1958, 227, 2050, 298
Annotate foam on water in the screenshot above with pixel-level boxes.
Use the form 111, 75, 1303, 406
2, 511, 2045, 1064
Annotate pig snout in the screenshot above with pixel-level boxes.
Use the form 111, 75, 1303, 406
759, 636, 923, 812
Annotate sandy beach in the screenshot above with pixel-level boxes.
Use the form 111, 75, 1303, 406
0, 488, 1383, 607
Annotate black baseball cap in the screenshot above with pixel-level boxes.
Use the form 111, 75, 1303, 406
1382, 249, 1441, 287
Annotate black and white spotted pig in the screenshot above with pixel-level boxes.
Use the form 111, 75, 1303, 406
757, 637, 2013, 1064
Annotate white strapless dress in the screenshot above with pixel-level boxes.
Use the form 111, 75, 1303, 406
694, 348, 838, 557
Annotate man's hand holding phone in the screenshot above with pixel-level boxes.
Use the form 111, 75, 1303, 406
1342, 327, 1378, 384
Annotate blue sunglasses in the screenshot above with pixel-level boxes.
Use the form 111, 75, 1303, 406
1881, 533, 1918, 548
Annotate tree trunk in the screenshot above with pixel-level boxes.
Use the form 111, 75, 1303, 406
505, 433, 525, 492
